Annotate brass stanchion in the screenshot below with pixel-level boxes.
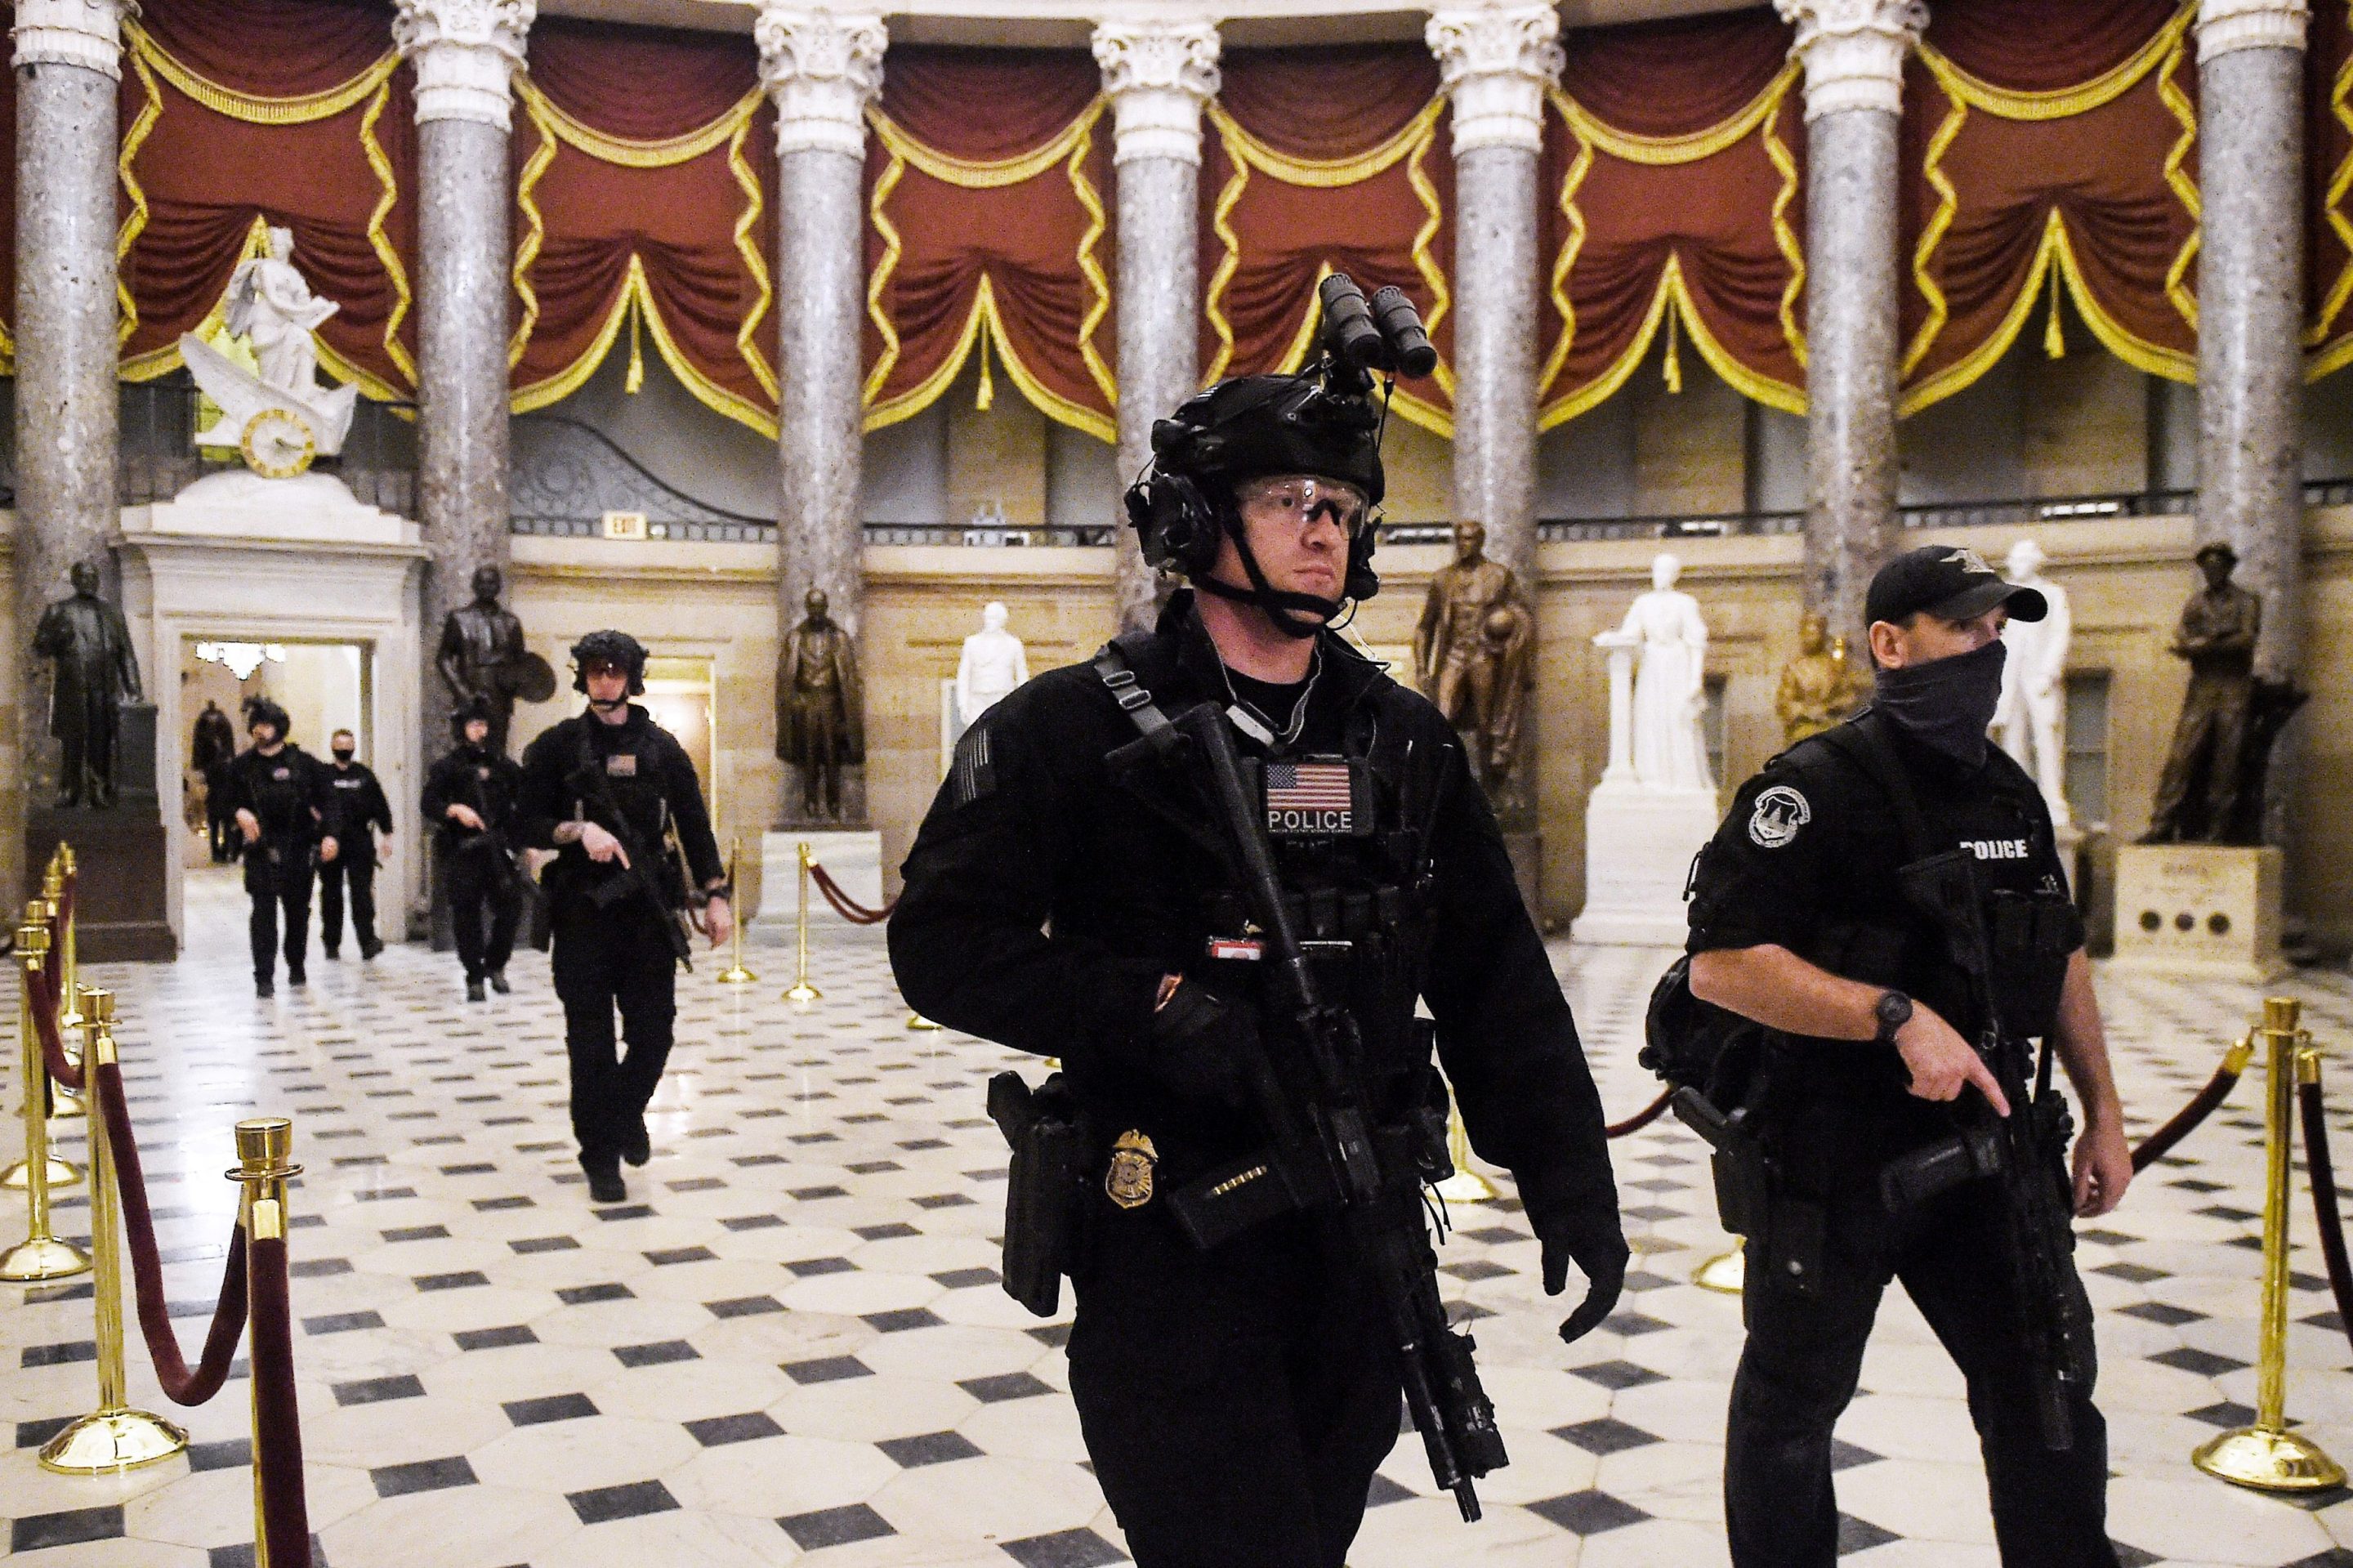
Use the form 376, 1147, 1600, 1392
44, 857, 83, 1119
783, 841, 820, 1003
1434, 1085, 1496, 1203
2, 900, 80, 1194
230, 1116, 301, 1566
716, 837, 756, 985
1693, 1239, 1745, 1294
2, 919, 87, 1281
41, 988, 189, 1472
2192, 996, 2345, 1492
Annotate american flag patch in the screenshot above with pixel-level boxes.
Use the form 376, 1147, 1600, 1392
1265, 759, 1355, 835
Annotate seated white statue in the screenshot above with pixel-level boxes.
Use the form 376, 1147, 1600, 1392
179, 226, 358, 473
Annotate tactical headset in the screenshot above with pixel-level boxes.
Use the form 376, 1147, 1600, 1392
1123, 273, 1436, 640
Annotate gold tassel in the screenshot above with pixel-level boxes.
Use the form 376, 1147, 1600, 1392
975, 339, 995, 411
625, 291, 645, 394
2043, 274, 2065, 359
1663, 306, 1684, 394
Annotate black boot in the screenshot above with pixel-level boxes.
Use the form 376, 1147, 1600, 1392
621, 1115, 651, 1168
255, 976, 274, 999
465, 977, 486, 1003
582, 1158, 627, 1204
487, 971, 511, 996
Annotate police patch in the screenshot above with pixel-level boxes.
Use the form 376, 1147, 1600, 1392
605, 753, 636, 777
1748, 784, 1811, 848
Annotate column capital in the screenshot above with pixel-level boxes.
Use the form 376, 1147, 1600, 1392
1091, 17, 1221, 168
392, 0, 534, 131
11, 0, 128, 78
756, 7, 886, 160
1426, 5, 1564, 156
2196, 0, 2309, 59
1773, 0, 1926, 120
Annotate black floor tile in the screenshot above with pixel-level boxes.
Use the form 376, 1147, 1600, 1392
778, 1503, 895, 1550
877, 1430, 983, 1467
569, 1479, 679, 1526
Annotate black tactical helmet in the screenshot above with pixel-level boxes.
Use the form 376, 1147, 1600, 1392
243, 696, 291, 740
451, 693, 494, 739
569, 630, 647, 695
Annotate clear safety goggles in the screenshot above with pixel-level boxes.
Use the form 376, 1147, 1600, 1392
1236, 475, 1371, 539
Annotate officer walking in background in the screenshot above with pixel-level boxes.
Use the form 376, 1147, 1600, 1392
190, 698, 239, 863
518, 632, 730, 1204
891, 280, 1626, 1568
319, 726, 392, 961
217, 699, 335, 998
1685, 545, 2133, 1568
424, 697, 525, 1002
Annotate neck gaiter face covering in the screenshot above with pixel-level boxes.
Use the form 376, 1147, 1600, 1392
1873, 637, 2007, 767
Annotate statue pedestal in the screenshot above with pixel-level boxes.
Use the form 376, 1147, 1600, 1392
26, 807, 176, 962
1571, 782, 1718, 947
759, 829, 885, 929
2112, 844, 2286, 982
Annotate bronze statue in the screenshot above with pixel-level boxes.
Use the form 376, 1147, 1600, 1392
33, 561, 145, 808
1775, 611, 1870, 745
1414, 520, 1534, 809
777, 587, 864, 820
2142, 543, 2266, 844
436, 564, 529, 755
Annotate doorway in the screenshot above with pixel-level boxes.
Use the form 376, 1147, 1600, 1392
180, 638, 369, 869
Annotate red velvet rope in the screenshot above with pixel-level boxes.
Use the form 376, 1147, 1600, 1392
1605, 1088, 1675, 1140
2129, 1056, 2245, 1173
29, 972, 83, 1092
246, 1233, 312, 1568
809, 861, 898, 926
2297, 1077, 2353, 1360
93, 1059, 250, 1405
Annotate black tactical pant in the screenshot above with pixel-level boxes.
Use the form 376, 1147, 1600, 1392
1066, 1200, 1403, 1568
243, 849, 313, 982
318, 851, 379, 957
1726, 1165, 2116, 1568
550, 899, 676, 1164
442, 847, 520, 981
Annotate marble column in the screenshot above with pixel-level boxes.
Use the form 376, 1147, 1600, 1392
394, 0, 530, 749
1428, 5, 1560, 592
2194, 0, 2308, 681
758, 7, 882, 823
13, 0, 130, 815
1092, 18, 1220, 632
1775, 0, 1924, 637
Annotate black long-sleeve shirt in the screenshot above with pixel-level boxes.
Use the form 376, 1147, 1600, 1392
325, 761, 394, 847
889, 596, 1619, 1231
422, 745, 521, 851
217, 744, 333, 847
516, 704, 722, 910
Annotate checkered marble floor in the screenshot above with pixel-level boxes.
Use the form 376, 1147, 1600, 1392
7, 869, 2353, 1566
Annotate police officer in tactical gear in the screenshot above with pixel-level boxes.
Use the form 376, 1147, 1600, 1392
425, 697, 525, 1001
518, 631, 730, 1204
1685, 545, 2134, 1568
218, 699, 337, 998
319, 727, 392, 961
891, 287, 1627, 1568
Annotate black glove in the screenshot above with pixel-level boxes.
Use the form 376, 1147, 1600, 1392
1534, 1208, 1630, 1346
1138, 979, 1253, 1110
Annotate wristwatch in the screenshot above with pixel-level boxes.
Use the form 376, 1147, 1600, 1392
1872, 989, 1913, 1046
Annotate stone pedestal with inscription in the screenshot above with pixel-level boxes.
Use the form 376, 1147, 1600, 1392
2112, 843, 2285, 982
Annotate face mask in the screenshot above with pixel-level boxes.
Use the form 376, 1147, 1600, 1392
1873, 637, 2006, 767
333, 748, 355, 763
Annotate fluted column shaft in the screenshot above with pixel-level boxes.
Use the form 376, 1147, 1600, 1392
2195, 0, 2309, 681
1429, 6, 1560, 592
1094, 19, 1219, 631
13, 0, 128, 815
1778, 0, 1923, 638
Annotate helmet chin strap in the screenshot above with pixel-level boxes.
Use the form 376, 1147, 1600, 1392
1194, 506, 1343, 640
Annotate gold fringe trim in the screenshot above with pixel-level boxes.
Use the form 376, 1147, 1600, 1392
510, 96, 559, 369
729, 113, 777, 404
1069, 119, 1117, 411
125, 22, 398, 125
514, 76, 761, 168
1918, 2, 2193, 121
1539, 256, 1803, 430
1764, 91, 1806, 369
358, 78, 416, 392
1536, 115, 1595, 402
862, 151, 909, 407
1901, 84, 1968, 377
1548, 60, 1797, 167
120, 215, 269, 381
868, 99, 1106, 190
114, 42, 164, 348
1209, 96, 1444, 188
2158, 34, 2201, 335
2306, 2, 2353, 375
859, 275, 1118, 444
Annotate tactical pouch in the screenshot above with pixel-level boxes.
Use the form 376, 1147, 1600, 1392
985, 1071, 1087, 1316
1877, 1119, 2006, 1213
1168, 1151, 1303, 1251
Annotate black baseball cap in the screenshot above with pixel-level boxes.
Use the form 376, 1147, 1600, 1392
1865, 543, 2047, 628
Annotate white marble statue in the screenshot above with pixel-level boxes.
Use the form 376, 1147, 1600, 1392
180, 227, 359, 474
1602, 552, 1713, 793
955, 602, 1030, 724
1994, 537, 2073, 826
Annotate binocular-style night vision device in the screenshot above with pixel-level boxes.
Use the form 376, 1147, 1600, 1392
1316, 272, 1438, 380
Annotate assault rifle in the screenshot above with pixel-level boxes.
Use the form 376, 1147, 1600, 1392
1900, 848, 2096, 1450
1129, 698, 1508, 1520
563, 745, 694, 970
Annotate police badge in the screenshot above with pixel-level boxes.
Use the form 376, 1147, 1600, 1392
1105, 1129, 1159, 1209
